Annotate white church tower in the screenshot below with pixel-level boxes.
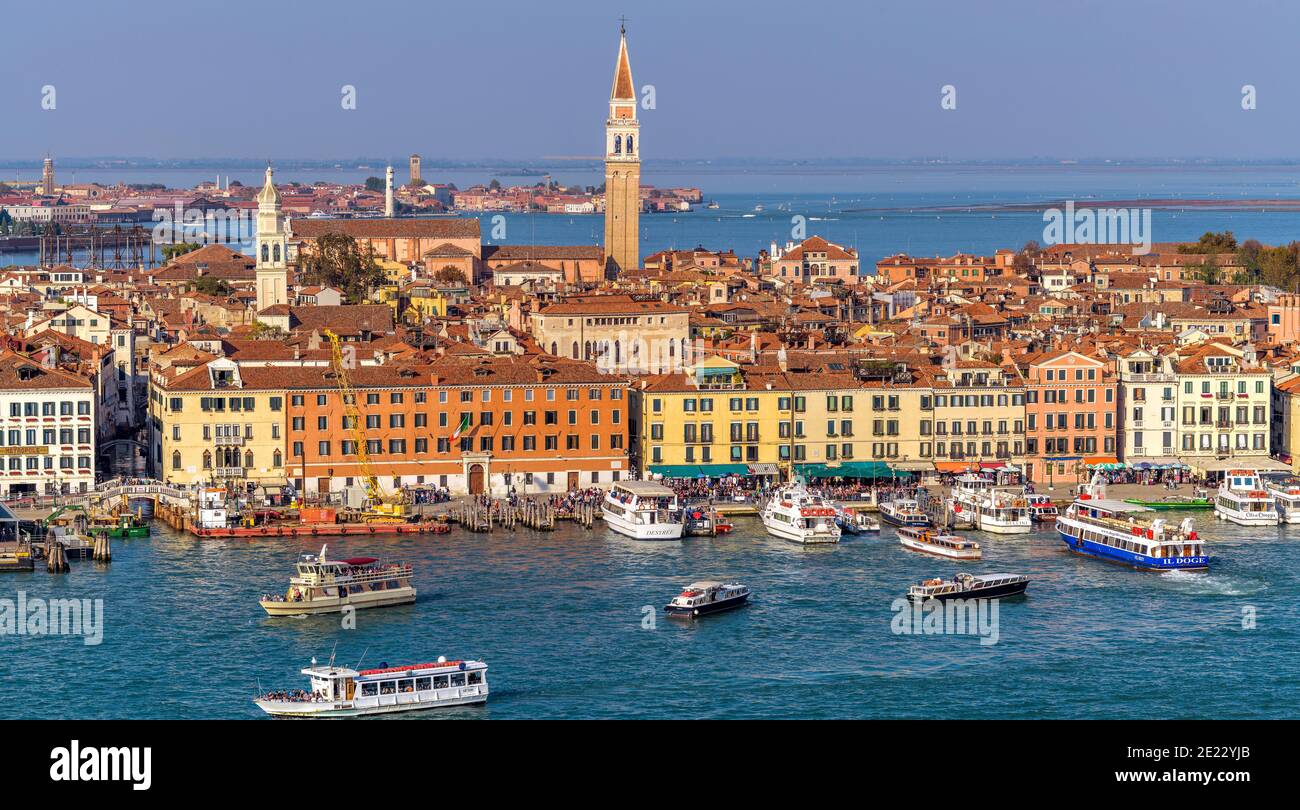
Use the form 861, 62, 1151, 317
384, 164, 395, 217
255, 164, 288, 313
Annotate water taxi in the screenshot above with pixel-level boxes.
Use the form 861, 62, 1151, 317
1214, 470, 1279, 526
838, 507, 880, 534
907, 573, 1029, 602
949, 473, 1031, 534
255, 655, 487, 718
897, 526, 982, 560
760, 482, 841, 544
259, 545, 416, 616
1026, 494, 1058, 523
664, 581, 750, 617
1267, 479, 1300, 523
601, 481, 683, 540
1057, 474, 1208, 570
878, 498, 930, 527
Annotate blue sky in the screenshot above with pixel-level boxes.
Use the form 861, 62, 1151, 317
4, 0, 1299, 161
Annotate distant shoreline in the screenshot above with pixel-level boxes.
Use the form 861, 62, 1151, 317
845, 198, 1300, 214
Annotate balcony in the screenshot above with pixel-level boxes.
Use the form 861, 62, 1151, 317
214, 436, 245, 446
214, 467, 245, 478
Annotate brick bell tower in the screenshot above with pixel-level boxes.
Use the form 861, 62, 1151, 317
603, 22, 640, 277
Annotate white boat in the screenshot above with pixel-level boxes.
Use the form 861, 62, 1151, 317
601, 481, 683, 540
760, 482, 841, 544
195, 487, 228, 530
907, 573, 1029, 602
259, 545, 416, 616
949, 473, 1031, 534
1266, 479, 1300, 523
1214, 470, 1279, 526
255, 655, 487, 718
897, 526, 982, 560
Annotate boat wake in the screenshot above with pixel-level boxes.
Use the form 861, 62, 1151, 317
1158, 568, 1268, 597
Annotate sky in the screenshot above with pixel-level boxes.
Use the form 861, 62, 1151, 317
4, 0, 1300, 162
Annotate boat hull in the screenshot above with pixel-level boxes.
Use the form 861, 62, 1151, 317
761, 517, 839, 544
908, 580, 1028, 602
1213, 507, 1279, 526
898, 537, 981, 560
601, 505, 683, 540
975, 520, 1032, 535
1057, 527, 1208, 571
664, 593, 749, 617
260, 588, 417, 616
256, 690, 487, 718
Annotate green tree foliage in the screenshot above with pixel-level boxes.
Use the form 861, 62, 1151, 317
162, 242, 202, 261
1180, 231, 1237, 254
296, 232, 384, 304
188, 275, 232, 296
364, 176, 385, 192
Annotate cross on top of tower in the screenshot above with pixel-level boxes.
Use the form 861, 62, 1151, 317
619, 15, 627, 35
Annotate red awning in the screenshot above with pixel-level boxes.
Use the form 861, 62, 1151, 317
1083, 456, 1119, 466
342, 557, 377, 565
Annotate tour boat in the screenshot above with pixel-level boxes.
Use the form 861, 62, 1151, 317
255, 655, 488, 718
1214, 470, 1279, 526
259, 545, 416, 616
1267, 479, 1300, 524
664, 581, 750, 617
949, 473, 1031, 534
1025, 494, 1058, 523
878, 498, 931, 527
897, 526, 982, 560
760, 482, 841, 544
907, 573, 1029, 603
88, 512, 150, 538
601, 481, 684, 540
1056, 474, 1208, 570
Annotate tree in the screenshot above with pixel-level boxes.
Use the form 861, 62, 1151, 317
162, 242, 202, 261
1189, 257, 1223, 285
364, 176, 385, 192
1180, 231, 1237, 254
489, 178, 502, 191
189, 276, 232, 296
434, 266, 467, 285
249, 320, 287, 340
296, 232, 385, 304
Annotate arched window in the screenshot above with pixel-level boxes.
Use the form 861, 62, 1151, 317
584, 341, 592, 360
614, 340, 621, 364
260, 243, 268, 262
614, 135, 622, 154
571, 341, 579, 359
273, 450, 282, 467
273, 244, 281, 263
171, 451, 181, 471
550, 342, 558, 356
627, 135, 634, 154
244, 450, 253, 469
202, 450, 212, 470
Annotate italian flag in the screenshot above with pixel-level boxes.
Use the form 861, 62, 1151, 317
452, 414, 471, 440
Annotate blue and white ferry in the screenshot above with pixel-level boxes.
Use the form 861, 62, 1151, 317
1056, 474, 1208, 571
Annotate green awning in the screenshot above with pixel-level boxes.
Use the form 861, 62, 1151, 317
648, 465, 701, 478
797, 461, 902, 479
696, 463, 750, 476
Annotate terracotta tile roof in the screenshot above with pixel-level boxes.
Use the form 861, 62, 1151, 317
290, 217, 480, 240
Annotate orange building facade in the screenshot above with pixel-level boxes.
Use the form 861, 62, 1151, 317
1021, 350, 1118, 485
285, 357, 629, 496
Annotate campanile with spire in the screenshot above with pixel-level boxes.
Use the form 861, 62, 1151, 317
603, 22, 640, 276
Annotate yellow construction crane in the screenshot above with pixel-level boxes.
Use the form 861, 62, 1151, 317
324, 329, 406, 521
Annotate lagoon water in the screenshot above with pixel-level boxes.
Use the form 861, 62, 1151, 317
9, 164, 1300, 267
2, 512, 1296, 719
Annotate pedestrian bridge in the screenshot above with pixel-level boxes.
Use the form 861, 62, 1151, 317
3, 478, 191, 520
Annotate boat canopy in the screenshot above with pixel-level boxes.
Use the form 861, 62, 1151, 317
342, 557, 378, 565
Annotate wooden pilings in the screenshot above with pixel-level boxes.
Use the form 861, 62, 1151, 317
92, 533, 112, 563
46, 541, 68, 573
445, 497, 596, 532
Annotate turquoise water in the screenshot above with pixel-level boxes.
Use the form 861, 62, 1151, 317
2, 513, 1295, 719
